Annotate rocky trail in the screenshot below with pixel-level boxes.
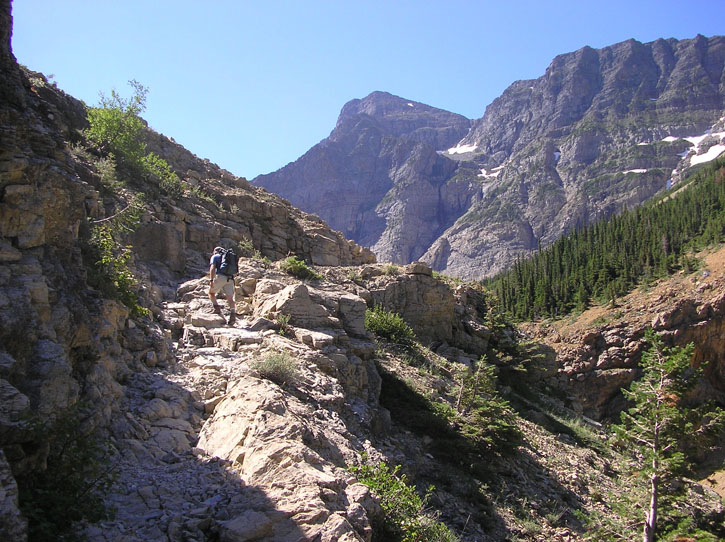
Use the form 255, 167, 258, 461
85, 262, 386, 542
78, 259, 626, 542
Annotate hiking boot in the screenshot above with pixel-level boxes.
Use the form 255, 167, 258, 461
210, 305, 223, 316
227, 312, 236, 326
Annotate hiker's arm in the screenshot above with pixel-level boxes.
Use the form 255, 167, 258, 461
209, 262, 216, 280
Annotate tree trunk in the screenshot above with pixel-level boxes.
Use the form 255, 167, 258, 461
643, 470, 658, 542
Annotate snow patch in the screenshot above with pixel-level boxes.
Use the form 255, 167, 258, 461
407, 103, 414, 107
666, 129, 725, 186
683, 134, 711, 147
447, 143, 478, 155
478, 167, 502, 179
478, 165, 505, 178
661, 130, 725, 168
623, 169, 648, 174
690, 144, 725, 166
662, 131, 725, 146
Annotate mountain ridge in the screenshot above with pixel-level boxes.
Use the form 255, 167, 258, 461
254, 34, 725, 279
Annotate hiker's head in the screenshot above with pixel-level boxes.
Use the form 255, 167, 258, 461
213, 246, 224, 255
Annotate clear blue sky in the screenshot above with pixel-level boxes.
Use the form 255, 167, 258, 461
11, 0, 725, 179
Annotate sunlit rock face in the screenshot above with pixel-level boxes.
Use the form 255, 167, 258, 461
256, 36, 725, 280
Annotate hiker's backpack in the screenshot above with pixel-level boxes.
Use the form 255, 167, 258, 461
219, 248, 238, 276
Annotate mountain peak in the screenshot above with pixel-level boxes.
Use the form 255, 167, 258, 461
338, 91, 419, 120
336, 91, 471, 127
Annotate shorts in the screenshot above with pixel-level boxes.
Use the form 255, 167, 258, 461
210, 274, 235, 298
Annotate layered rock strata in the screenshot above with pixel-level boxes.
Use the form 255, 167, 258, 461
0, 2, 372, 538
255, 36, 725, 280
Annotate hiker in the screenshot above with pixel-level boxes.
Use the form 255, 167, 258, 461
208, 246, 237, 325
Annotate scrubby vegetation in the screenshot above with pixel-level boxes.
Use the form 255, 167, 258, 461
17, 405, 116, 542
365, 305, 416, 344
349, 455, 459, 542
280, 255, 322, 280
251, 351, 298, 386
584, 331, 725, 541
84, 80, 185, 198
82, 193, 148, 316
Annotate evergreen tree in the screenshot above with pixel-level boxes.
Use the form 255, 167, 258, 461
606, 331, 724, 542
486, 158, 725, 321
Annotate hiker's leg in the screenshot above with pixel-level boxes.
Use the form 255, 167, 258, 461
224, 284, 236, 325
208, 278, 223, 313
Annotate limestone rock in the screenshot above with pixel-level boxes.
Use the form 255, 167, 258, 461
0, 450, 26, 542
369, 270, 456, 344
529, 252, 725, 419
0, 379, 29, 439
255, 284, 333, 329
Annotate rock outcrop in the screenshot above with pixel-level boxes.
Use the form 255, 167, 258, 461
84, 261, 387, 541
522, 248, 725, 420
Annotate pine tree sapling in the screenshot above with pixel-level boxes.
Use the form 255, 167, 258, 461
611, 330, 724, 542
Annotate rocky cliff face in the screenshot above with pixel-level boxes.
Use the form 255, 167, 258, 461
0, 1, 372, 537
254, 92, 472, 264
429, 35, 725, 278
255, 36, 725, 279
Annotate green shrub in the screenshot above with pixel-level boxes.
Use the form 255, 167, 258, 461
454, 363, 521, 455
84, 79, 148, 167
141, 152, 184, 197
347, 268, 363, 283
349, 454, 458, 542
17, 405, 116, 542
251, 351, 298, 386
237, 238, 255, 257
275, 313, 291, 336
85, 81, 188, 201
365, 305, 416, 344
84, 195, 148, 316
280, 256, 322, 280
188, 184, 218, 206
93, 154, 123, 192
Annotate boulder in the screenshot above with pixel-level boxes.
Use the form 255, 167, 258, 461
370, 272, 455, 344
255, 284, 333, 329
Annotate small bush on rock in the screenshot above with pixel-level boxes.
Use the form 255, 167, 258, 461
251, 351, 298, 386
17, 405, 116, 542
280, 256, 322, 280
83, 194, 148, 316
365, 305, 416, 344
349, 454, 458, 542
